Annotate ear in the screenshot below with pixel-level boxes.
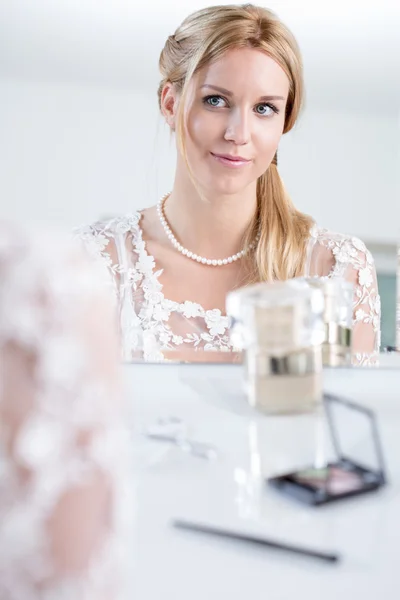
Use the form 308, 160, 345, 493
160, 82, 179, 131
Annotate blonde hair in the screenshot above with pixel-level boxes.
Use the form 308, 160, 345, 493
157, 3, 314, 282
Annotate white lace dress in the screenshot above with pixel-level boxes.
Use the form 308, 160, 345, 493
75, 212, 381, 366
0, 223, 133, 599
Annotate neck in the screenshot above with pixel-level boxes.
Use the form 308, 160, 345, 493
162, 173, 258, 259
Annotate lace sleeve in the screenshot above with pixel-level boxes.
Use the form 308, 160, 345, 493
72, 218, 123, 300
0, 223, 133, 599
306, 228, 381, 366
74, 215, 145, 361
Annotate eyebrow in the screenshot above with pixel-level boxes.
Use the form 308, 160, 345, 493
200, 84, 285, 102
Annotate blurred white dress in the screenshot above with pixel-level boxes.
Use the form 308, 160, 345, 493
75, 213, 381, 365
0, 223, 132, 599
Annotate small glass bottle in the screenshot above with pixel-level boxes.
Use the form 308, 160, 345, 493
300, 277, 353, 367
227, 280, 325, 415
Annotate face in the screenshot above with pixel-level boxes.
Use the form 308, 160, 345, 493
162, 47, 290, 196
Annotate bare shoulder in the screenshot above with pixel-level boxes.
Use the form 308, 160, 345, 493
139, 205, 165, 245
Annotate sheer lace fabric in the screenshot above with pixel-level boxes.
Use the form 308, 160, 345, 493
0, 223, 133, 599
306, 226, 380, 365
75, 213, 381, 365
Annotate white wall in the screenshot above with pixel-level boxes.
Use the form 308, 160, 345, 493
279, 108, 400, 244
0, 78, 170, 226
0, 76, 399, 245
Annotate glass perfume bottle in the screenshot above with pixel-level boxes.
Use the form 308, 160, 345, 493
301, 277, 353, 367
227, 280, 325, 415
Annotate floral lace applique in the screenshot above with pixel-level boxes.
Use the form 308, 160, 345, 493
75, 217, 381, 364
309, 228, 381, 365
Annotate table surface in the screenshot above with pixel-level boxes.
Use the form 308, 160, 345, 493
124, 361, 400, 600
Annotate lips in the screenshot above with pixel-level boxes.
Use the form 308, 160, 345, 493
211, 153, 251, 162
210, 152, 252, 168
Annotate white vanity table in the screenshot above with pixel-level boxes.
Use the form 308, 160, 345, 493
125, 357, 400, 600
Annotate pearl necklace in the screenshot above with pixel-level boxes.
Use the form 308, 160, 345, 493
157, 193, 259, 266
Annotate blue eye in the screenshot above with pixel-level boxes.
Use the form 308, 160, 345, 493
204, 95, 226, 108
255, 103, 278, 116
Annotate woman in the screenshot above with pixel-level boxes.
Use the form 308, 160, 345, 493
76, 3, 380, 365
0, 223, 132, 598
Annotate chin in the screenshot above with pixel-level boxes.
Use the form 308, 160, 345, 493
196, 168, 249, 194
206, 177, 252, 196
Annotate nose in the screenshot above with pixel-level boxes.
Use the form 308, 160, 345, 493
224, 107, 250, 145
